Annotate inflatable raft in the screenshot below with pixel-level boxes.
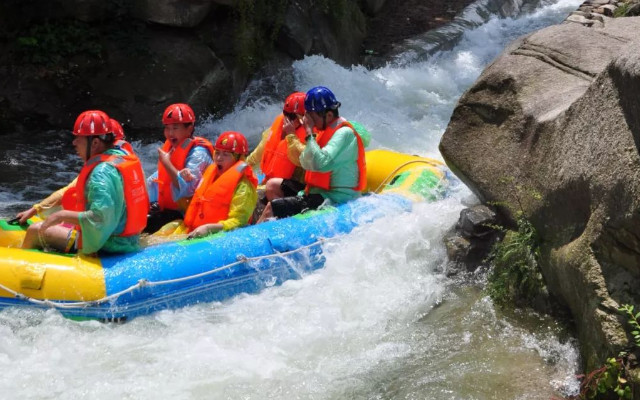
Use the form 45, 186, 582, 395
0, 150, 448, 321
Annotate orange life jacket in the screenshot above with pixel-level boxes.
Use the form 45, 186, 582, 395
183, 161, 258, 232
114, 139, 135, 156
260, 114, 307, 182
304, 118, 366, 193
156, 136, 214, 211
61, 152, 149, 248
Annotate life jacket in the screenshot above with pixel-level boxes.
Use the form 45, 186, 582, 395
304, 118, 367, 193
183, 161, 258, 232
61, 152, 149, 248
260, 114, 307, 182
114, 139, 135, 156
156, 136, 214, 211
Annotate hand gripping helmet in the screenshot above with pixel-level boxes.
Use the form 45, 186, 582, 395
304, 86, 340, 113
73, 110, 113, 136
214, 131, 249, 156
109, 119, 125, 140
162, 103, 195, 125
283, 92, 306, 115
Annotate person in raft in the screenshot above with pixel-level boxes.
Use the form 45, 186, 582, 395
14, 117, 138, 225
21, 110, 148, 254
257, 86, 367, 221
146, 103, 214, 233
246, 91, 308, 204
183, 131, 258, 239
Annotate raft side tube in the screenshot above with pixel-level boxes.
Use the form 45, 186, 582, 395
0, 248, 106, 301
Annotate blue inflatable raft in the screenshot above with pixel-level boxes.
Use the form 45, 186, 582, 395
0, 150, 448, 321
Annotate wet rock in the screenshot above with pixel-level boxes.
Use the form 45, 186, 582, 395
132, 0, 214, 28
363, 0, 387, 14
444, 205, 502, 276
628, 2, 640, 15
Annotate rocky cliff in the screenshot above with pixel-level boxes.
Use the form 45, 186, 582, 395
0, 0, 373, 134
1, 0, 485, 136
440, 11, 640, 370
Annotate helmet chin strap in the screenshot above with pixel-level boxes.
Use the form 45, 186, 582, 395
84, 137, 93, 162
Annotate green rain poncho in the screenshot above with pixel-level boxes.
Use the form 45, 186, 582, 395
300, 120, 363, 204
78, 148, 140, 254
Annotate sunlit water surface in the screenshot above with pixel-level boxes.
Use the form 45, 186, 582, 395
0, 0, 582, 398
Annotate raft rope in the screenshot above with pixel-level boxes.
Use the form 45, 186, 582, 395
371, 159, 444, 194
0, 237, 332, 310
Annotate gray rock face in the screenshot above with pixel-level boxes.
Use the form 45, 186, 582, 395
132, 0, 215, 28
440, 16, 640, 369
94, 31, 231, 131
0, 0, 369, 134
362, 0, 387, 14
278, 0, 367, 66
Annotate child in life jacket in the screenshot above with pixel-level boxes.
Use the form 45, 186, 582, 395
146, 103, 214, 233
246, 92, 308, 200
21, 110, 148, 254
183, 131, 258, 239
14, 117, 138, 225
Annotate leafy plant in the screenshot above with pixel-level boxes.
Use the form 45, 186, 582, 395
485, 176, 545, 307
619, 304, 640, 349
486, 214, 544, 306
15, 19, 103, 66
613, 2, 630, 17
562, 305, 640, 399
568, 358, 632, 399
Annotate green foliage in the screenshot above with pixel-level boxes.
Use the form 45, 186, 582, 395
569, 358, 632, 399
613, 2, 630, 17
486, 214, 544, 306
235, 0, 290, 73
564, 305, 640, 399
10, 0, 149, 67
485, 176, 545, 307
619, 304, 640, 349
15, 19, 102, 66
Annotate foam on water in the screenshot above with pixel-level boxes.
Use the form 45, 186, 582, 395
0, 0, 583, 397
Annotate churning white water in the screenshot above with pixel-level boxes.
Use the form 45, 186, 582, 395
0, 0, 583, 398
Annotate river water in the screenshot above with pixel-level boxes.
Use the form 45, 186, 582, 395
0, 0, 583, 398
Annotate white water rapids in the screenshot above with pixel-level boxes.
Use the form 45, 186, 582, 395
0, 0, 584, 398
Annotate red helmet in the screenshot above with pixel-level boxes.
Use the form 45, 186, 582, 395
283, 92, 306, 114
109, 119, 125, 140
73, 110, 113, 136
162, 103, 195, 125
214, 131, 248, 156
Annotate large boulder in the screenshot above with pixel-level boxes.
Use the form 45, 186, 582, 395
0, 25, 231, 133
132, 0, 215, 28
277, 0, 367, 66
439, 17, 640, 369
0, 0, 370, 134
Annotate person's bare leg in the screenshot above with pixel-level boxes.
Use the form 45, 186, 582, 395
265, 178, 284, 201
22, 223, 73, 252
21, 221, 42, 249
256, 202, 274, 224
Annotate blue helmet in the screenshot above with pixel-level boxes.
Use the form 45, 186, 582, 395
304, 86, 341, 113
